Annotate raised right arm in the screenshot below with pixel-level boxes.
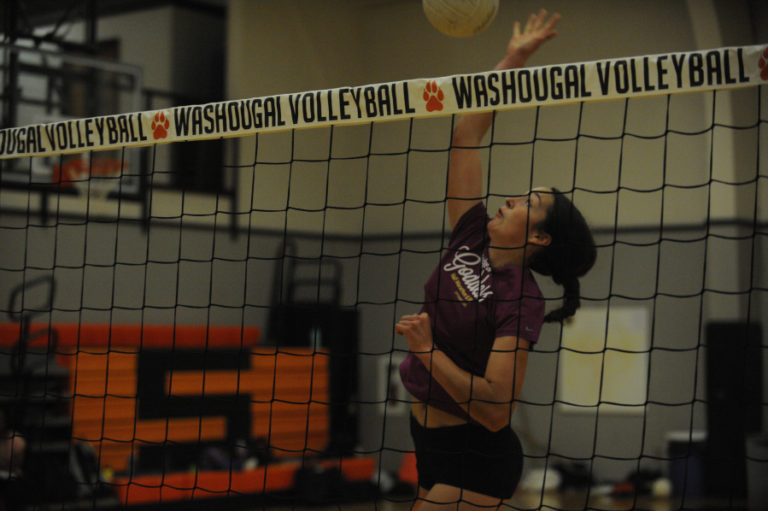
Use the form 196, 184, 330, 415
447, 9, 561, 230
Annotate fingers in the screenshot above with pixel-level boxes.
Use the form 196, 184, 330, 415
398, 313, 428, 322
523, 12, 537, 33
395, 313, 433, 355
545, 12, 562, 31
542, 12, 561, 40
396, 316, 416, 331
534, 9, 551, 31
524, 9, 560, 35
394, 313, 429, 334
395, 315, 417, 335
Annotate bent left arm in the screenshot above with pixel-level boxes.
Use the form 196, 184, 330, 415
395, 313, 530, 431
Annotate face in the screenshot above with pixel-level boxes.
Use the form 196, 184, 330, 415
487, 187, 554, 250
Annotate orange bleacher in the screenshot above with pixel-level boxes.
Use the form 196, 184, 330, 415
0, 322, 374, 505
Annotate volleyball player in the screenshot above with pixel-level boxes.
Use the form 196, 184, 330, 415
395, 10, 596, 510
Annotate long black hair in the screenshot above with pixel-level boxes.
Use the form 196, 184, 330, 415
529, 189, 596, 323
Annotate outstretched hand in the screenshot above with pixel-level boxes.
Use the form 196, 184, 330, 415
395, 313, 434, 357
496, 9, 561, 70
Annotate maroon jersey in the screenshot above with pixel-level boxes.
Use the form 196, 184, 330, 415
400, 202, 545, 420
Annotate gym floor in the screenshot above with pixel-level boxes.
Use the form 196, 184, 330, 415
261, 491, 746, 511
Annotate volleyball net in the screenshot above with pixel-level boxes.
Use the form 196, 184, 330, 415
0, 45, 766, 510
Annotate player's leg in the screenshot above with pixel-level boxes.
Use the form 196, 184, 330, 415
411, 485, 430, 511
418, 483, 503, 511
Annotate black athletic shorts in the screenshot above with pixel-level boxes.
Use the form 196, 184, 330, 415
409, 414, 524, 500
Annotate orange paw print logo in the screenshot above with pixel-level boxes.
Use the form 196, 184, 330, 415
423, 81, 444, 112
759, 47, 768, 81
151, 112, 170, 139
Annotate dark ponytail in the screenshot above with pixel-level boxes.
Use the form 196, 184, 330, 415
529, 189, 596, 323
543, 275, 580, 323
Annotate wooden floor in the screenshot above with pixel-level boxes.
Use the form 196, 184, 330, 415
507, 490, 746, 510
258, 491, 747, 511
4, 489, 745, 511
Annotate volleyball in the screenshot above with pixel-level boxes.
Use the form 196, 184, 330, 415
422, 0, 499, 38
